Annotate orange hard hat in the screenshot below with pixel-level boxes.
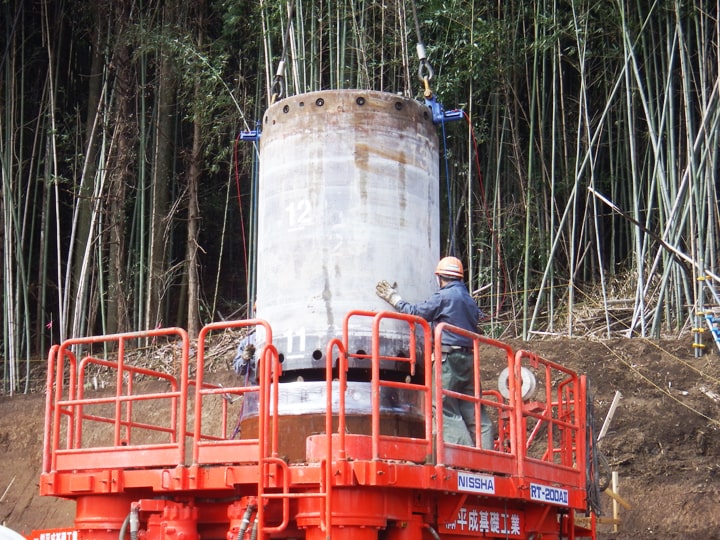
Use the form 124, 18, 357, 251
435, 256, 464, 279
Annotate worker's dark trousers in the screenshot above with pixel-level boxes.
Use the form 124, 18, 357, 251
438, 350, 495, 449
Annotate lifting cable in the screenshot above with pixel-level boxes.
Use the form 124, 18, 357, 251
409, 0, 458, 257
270, 2, 296, 104
238, 3, 296, 316
409, 0, 507, 317
233, 135, 251, 316
409, 0, 434, 98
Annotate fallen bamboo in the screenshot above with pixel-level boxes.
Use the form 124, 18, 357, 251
598, 390, 623, 443
0, 476, 15, 503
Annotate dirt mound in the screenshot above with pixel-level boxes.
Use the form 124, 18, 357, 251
0, 393, 76, 533
1, 336, 719, 539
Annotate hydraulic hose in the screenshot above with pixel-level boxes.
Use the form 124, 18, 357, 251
585, 388, 605, 516
118, 513, 130, 540
118, 505, 139, 540
236, 502, 256, 540
423, 523, 441, 540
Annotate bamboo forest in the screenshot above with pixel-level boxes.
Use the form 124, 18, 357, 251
2, 0, 720, 393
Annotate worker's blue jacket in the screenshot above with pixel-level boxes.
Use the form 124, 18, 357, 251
394, 280, 481, 348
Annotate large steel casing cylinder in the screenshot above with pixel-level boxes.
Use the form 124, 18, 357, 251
256, 90, 439, 374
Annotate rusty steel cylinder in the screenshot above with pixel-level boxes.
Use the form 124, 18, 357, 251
255, 90, 439, 376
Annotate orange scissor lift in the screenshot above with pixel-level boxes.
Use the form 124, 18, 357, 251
33, 311, 597, 540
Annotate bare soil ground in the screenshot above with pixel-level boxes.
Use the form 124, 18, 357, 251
509, 336, 720, 539
1, 335, 719, 539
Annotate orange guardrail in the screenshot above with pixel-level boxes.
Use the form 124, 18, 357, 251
335, 310, 434, 462
432, 322, 519, 474
515, 349, 587, 490
43, 327, 190, 473
192, 319, 278, 465
42, 316, 588, 500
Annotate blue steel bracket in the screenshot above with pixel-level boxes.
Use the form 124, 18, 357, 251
705, 313, 720, 342
425, 96, 463, 124
240, 130, 261, 142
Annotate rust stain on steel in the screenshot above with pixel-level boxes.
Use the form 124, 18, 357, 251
354, 143, 409, 170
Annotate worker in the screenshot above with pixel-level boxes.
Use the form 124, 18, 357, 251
232, 332, 256, 382
375, 256, 494, 450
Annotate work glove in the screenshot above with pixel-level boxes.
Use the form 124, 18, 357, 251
376, 280, 402, 307
241, 344, 256, 361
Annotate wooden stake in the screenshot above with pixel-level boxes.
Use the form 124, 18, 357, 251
598, 391, 623, 443
612, 471, 619, 533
